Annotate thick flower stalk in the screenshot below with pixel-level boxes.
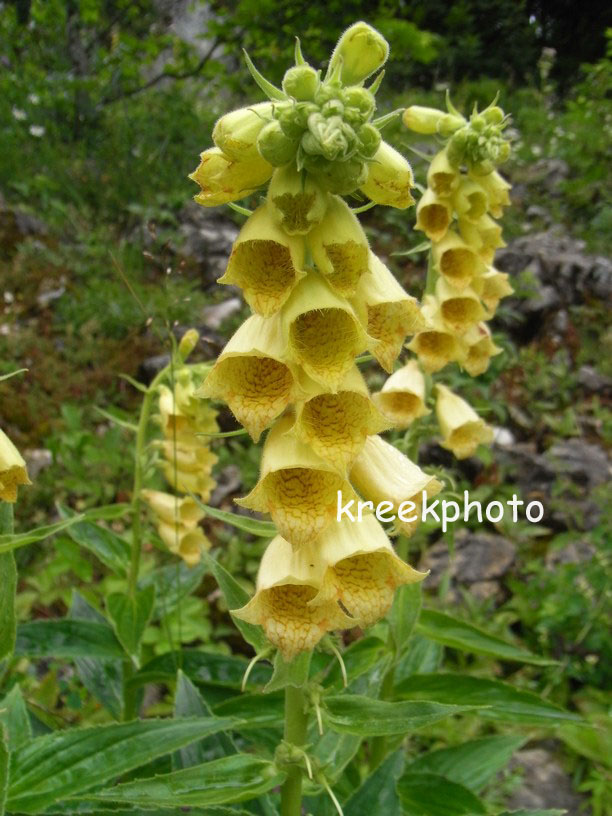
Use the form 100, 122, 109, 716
192, 22, 428, 659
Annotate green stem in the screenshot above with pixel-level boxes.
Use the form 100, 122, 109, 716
280, 685, 308, 816
369, 646, 396, 770
424, 247, 437, 295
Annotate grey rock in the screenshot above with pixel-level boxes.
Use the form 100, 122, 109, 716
578, 365, 612, 393
201, 297, 243, 329
545, 439, 610, 489
546, 538, 596, 568
420, 530, 517, 589
23, 448, 52, 479
209, 465, 242, 507
508, 748, 590, 813
178, 202, 239, 283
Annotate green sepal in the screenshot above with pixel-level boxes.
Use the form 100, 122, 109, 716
243, 49, 286, 101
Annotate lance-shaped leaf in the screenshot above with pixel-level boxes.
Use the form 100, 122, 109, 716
107, 586, 155, 658
0, 685, 32, 752
343, 750, 404, 816
15, 620, 125, 660
397, 772, 487, 815
58, 505, 130, 576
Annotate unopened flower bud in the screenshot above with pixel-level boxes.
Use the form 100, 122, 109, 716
306, 155, 367, 196
189, 147, 273, 206
257, 120, 299, 166
178, 328, 199, 360
342, 86, 376, 121
212, 102, 273, 161
483, 106, 504, 125
360, 141, 414, 209
357, 122, 381, 158
282, 64, 320, 101
402, 106, 464, 135
328, 22, 389, 85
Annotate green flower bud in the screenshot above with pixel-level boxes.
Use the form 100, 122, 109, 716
446, 128, 469, 166
342, 86, 376, 123
314, 84, 340, 106
212, 102, 274, 161
322, 99, 345, 118
402, 106, 465, 135
328, 21, 389, 85
282, 64, 320, 101
357, 123, 381, 158
305, 156, 367, 196
277, 102, 317, 139
178, 328, 200, 360
483, 106, 504, 125
302, 113, 355, 161
257, 120, 299, 166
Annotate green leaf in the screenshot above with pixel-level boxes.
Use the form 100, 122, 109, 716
388, 583, 422, 655
86, 754, 285, 807
214, 691, 284, 729
202, 551, 268, 652
396, 674, 581, 725
417, 610, 555, 665
139, 560, 207, 618
6, 716, 240, 813
15, 620, 125, 660
195, 501, 277, 537
406, 735, 525, 792
395, 635, 443, 684
58, 506, 131, 576
323, 695, 476, 736
107, 586, 155, 657
0, 505, 16, 660
0, 725, 8, 816
496, 811, 566, 816
559, 718, 612, 768
0, 686, 32, 751
397, 772, 487, 815
133, 648, 272, 690
265, 651, 311, 692
344, 749, 404, 816
0, 514, 86, 554
311, 731, 362, 784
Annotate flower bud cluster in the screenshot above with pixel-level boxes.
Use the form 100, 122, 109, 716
0, 428, 30, 503
143, 351, 218, 566
191, 25, 434, 660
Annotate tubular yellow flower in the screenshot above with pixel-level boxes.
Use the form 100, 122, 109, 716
452, 178, 488, 223
328, 21, 389, 85
198, 314, 304, 441
474, 170, 511, 217
141, 489, 205, 526
372, 360, 430, 428
435, 277, 486, 336
212, 102, 274, 161
232, 535, 352, 660
0, 429, 31, 502
432, 230, 486, 291
290, 366, 391, 470
435, 383, 494, 459
282, 271, 371, 390
353, 253, 424, 373
402, 105, 465, 136
478, 267, 514, 318
459, 214, 506, 264
157, 520, 211, 567
308, 195, 370, 297
267, 165, 328, 235
218, 203, 306, 316
189, 147, 273, 206
460, 323, 503, 377
360, 142, 415, 209
350, 434, 442, 537
407, 296, 465, 373
236, 415, 359, 547
311, 515, 428, 628
427, 149, 460, 197
415, 188, 452, 242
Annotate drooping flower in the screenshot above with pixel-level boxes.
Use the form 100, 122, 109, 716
0, 429, 31, 502
372, 360, 430, 428
359, 142, 415, 209
435, 383, 494, 459
141, 489, 210, 567
189, 147, 273, 206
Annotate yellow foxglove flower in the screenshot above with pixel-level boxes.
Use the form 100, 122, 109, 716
328, 21, 389, 85
212, 102, 274, 161
350, 434, 442, 537
199, 313, 303, 441
311, 515, 427, 627
291, 366, 390, 470
459, 214, 506, 264
189, 147, 273, 206
236, 414, 358, 547
435, 277, 486, 336
360, 142, 415, 209
435, 383, 494, 459
459, 323, 503, 377
308, 195, 370, 297
372, 360, 430, 428
141, 489, 205, 526
159, 441, 217, 474
267, 165, 328, 235
157, 520, 211, 567
427, 149, 460, 197
432, 230, 486, 291
452, 179, 488, 223
472, 170, 511, 217
158, 384, 218, 442
218, 203, 306, 316
415, 188, 452, 242
162, 464, 216, 503
402, 105, 465, 136
233, 535, 352, 660
407, 296, 465, 373
478, 267, 514, 318
353, 253, 423, 373
282, 271, 370, 390
0, 429, 31, 502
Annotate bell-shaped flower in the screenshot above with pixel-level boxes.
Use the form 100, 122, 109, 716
478, 267, 514, 318
0, 429, 31, 502
473, 170, 511, 217
141, 489, 205, 526
350, 434, 442, 537
435, 383, 494, 459
432, 230, 486, 291
353, 253, 423, 372
212, 102, 274, 161
218, 203, 306, 316
282, 271, 371, 390
360, 142, 415, 209
232, 535, 352, 659
307, 195, 370, 297
290, 366, 390, 470
199, 313, 303, 441
459, 323, 503, 377
267, 165, 328, 235
452, 179, 488, 223
189, 147, 273, 207
311, 515, 428, 627
236, 414, 359, 547
157, 520, 211, 567
415, 188, 452, 242
327, 21, 389, 85
427, 149, 460, 197
407, 295, 465, 373
372, 359, 430, 428
435, 277, 486, 336
459, 214, 506, 264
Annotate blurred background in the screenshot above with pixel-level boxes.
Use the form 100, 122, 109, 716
0, 3, 610, 811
